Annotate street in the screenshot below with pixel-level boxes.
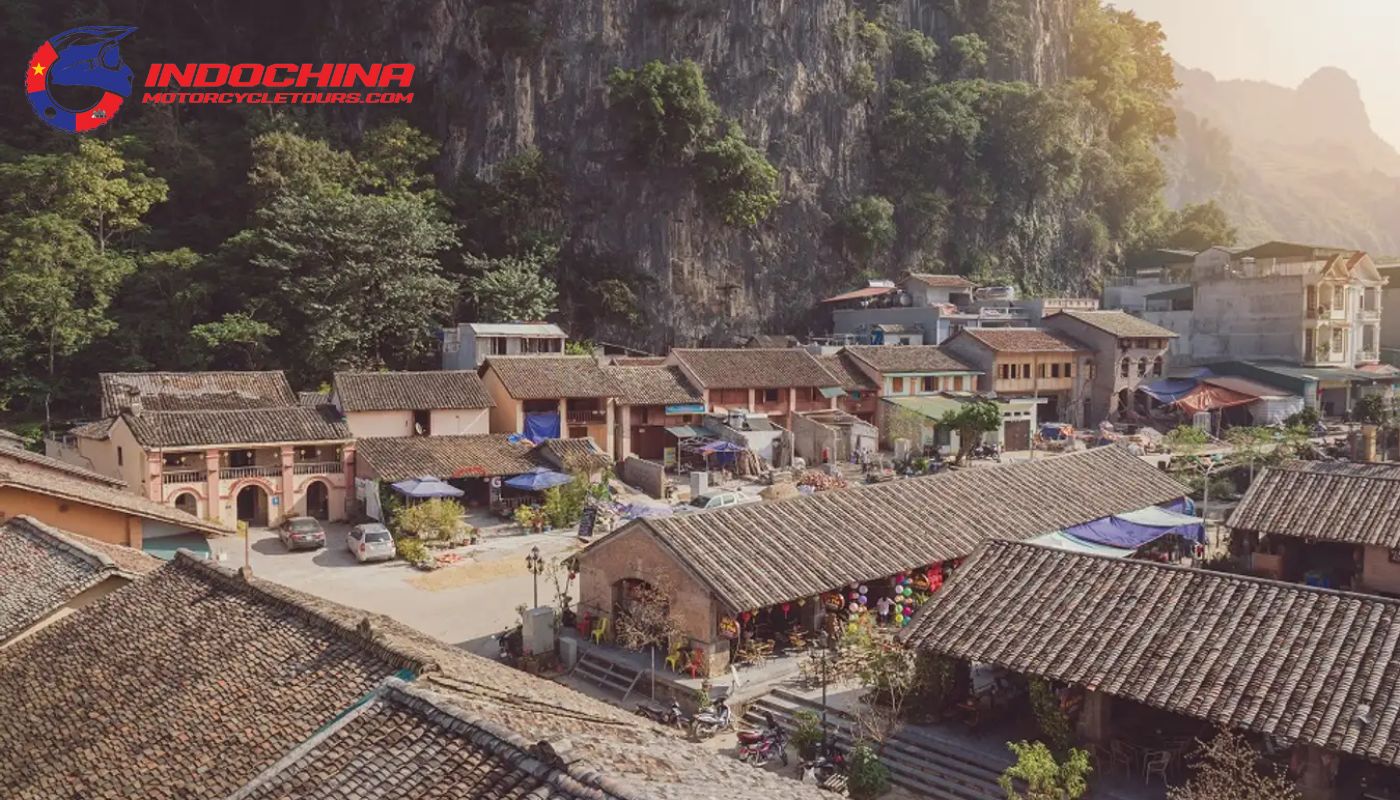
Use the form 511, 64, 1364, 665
209, 523, 583, 657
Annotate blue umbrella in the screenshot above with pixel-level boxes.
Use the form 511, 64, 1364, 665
503, 467, 574, 491
391, 476, 465, 499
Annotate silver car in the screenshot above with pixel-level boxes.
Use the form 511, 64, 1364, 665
346, 523, 395, 563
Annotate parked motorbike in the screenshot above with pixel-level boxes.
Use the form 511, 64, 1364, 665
689, 696, 733, 739
634, 699, 688, 729
495, 625, 522, 663
737, 717, 789, 767
971, 441, 1002, 462
798, 741, 847, 786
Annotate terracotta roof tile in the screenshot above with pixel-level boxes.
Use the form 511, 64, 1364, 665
297, 390, 329, 406
123, 406, 351, 448
1052, 310, 1179, 339
333, 371, 493, 412
670, 349, 839, 390
485, 357, 620, 399
604, 365, 702, 406
843, 345, 980, 375
534, 438, 611, 473
0, 446, 126, 487
902, 273, 974, 289
955, 328, 1089, 353
67, 417, 115, 440
100, 371, 296, 416
355, 435, 538, 481
901, 540, 1400, 768
1229, 461, 1400, 547
0, 459, 231, 536
0, 517, 129, 642
585, 446, 1185, 611
819, 352, 879, 392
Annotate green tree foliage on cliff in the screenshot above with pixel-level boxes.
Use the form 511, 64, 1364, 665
695, 123, 781, 227
0, 139, 167, 414
1151, 200, 1238, 251
465, 250, 560, 323
838, 195, 897, 262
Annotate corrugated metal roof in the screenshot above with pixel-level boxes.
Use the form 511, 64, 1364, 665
464, 323, 566, 336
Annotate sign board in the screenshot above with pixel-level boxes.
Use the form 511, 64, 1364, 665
270, 496, 280, 506
451, 465, 487, 478
665, 403, 707, 415
663, 447, 677, 468
490, 476, 502, 488
577, 506, 599, 541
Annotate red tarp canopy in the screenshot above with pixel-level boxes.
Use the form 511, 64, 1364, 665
821, 286, 895, 304
1174, 382, 1257, 415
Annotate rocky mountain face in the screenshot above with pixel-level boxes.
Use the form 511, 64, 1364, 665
1165, 64, 1400, 255
325, 0, 1082, 349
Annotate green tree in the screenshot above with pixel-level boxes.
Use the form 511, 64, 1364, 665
1353, 393, 1392, 425
465, 250, 560, 322
939, 400, 1003, 463
838, 196, 897, 262
946, 34, 990, 79
999, 740, 1091, 800
608, 60, 719, 164
394, 498, 466, 542
694, 123, 781, 227
190, 312, 278, 370
1154, 201, 1238, 251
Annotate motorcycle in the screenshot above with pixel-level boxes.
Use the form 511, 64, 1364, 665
971, 441, 1002, 462
634, 699, 688, 730
689, 696, 733, 739
495, 625, 522, 663
738, 725, 789, 767
798, 742, 847, 787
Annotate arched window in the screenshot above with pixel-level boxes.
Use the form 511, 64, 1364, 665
1137, 358, 1148, 377
1120, 358, 1130, 378
1152, 356, 1164, 377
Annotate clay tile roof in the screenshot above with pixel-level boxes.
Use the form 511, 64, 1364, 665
0, 429, 25, 448
0, 554, 432, 800
586, 446, 1185, 611
901, 540, 1400, 768
0, 459, 231, 536
670, 348, 840, 390
67, 417, 115, 440
842, 345, 980, 375
1228, 461, 1400, 548
332, 371, 493, 412
123, 406, 351, 448
958, 328, 1089, 353
1054, 310, 1179, 339
903, 273, 975, 289
485, 356, 620, 399
533, 438, 611, 473
297, 390, 329, 406
100, 371, 296, 416
604, 365, 702, 406
355, 435, 538, 481
0, 517, 141, 642
0, 445, 126, 487
230, 680, 637, 800
819, 352, 879, 392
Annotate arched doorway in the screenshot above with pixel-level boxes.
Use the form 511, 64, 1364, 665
173, 492, 198, 518
305, 480, 329, 520
236, 484, 269, 526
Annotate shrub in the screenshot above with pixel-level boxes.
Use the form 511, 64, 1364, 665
999, 740, 1091, 800
1028, 678, 1073, 755
607, 60, 718, 164
846, 742, 891, 799
1165, 425, 1210, 453
849, 60, 878, 100
395, 535, 428, 564
838, 195, 896, 260
694, 123, 780, 227
1284, 407, 1320, 429
791, 709, 824, 758
394, 498, 465, 543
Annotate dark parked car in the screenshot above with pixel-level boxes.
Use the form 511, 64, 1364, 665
278, 516, 326, 551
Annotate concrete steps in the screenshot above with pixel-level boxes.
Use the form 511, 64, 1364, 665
744, 689, 1010, 800
570, 650, 644, 699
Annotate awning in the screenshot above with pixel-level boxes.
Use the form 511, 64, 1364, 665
503, 467, 574, 491
666, 425, 708, 438
1139, 377, 1200, 404
391, 475, 465, 499
1060, 504, 1206, 549
1174, 382, 1258, 415
1030, 531, 1133, 558
819, 386, 846, 398
142, 532, 212, 560
821, 286, 896, 304
702, 440, 746, 454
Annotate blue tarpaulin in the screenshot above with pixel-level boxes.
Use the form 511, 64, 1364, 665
391, 476, 465, 499
701, 440, 745, 453
1060, 504, 1206, 549
504, 467, 574, 491
1138, 377, 1200, 404
523, 411, 560, 442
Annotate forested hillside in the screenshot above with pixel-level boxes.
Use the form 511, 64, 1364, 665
0, 0, 1216, 423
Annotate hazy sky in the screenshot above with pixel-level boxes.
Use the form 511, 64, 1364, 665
1111, 0, 1400, 147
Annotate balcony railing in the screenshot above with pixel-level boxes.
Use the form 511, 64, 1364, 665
219, 464, 282, 480
566, 409, 607, 424
1307, 306, 1347, 320
292, 461, 342, 475
161, 469, 206, 485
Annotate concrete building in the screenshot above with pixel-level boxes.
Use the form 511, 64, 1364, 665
1044, 311, 1176, 426
329, 371, 492, 438
440, 322, 567, 370
479, 356, 619, 457
941, 328, 1090, 425
604, 364, 706, 462
666, 349, 840, 430
1380, 261, 1400, 366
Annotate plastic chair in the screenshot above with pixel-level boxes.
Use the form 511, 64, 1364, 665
686, 647, 705, 678
1143, 750, 1171, 785
590, 616, 608, 645
1108, 740, 1135, 778
665, 641, 684, 672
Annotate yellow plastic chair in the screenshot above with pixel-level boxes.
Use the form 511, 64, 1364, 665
664, 641, 684, 672
590, 616, 608, 645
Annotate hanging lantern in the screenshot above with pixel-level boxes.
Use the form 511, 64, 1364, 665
781, 602, 792, 615
822, 592, 845, 611
740, 610, 752, 622
719, 617, 740, 639
912, 574, 930, 592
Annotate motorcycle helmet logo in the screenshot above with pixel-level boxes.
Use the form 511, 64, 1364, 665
25, 26, 137, 133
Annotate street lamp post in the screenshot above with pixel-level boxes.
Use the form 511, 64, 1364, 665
525, 545, 544, 608
817, 631, 831, 750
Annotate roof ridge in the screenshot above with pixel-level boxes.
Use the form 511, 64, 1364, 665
167, 552, 437, 675
6, 515, 117, 573
1270, 460, 1400, 480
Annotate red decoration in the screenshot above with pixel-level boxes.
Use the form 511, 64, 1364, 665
781, 602, 792, 614
740, 611, 752, 622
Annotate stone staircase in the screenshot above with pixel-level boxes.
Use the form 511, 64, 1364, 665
569, 650, 645, 700
744, 689, 1010, 800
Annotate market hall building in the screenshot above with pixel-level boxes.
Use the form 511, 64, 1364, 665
574, 445, 1188, 676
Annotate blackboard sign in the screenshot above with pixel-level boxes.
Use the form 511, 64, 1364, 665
577, 506, 599, 540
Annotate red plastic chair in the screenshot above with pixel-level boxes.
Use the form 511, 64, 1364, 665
687, 647, 706, 678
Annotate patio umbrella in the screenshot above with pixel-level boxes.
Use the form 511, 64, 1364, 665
503, 467, 574, 491
390, 475, 465, 499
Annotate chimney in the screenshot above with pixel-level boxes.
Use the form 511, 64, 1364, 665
120, 386, 143, 417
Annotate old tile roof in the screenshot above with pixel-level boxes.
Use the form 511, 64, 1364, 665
333, 370, 493, 412
670, 348, 840, 390
605, 365, 703, 406
0, 517, 137, 642
485, 356, 621, 399
67, 417, 115, 440
743, 334, 798, 348
0, 428, 25, 448
1053, 310, 1179, 339
956, 328, 1088, 353
819, 352, 879, 392
0, 553, 431, 800
297, 390, 329, 406
0, 459, 231, 536
356, 435, 538, 481
901, 540, 1400, 768
843, 345, 980, 375
534, 438, 611, 473
610, 356, 667, 366
0, 445, 126, 487
1228, 461, 1400, 548
587, 446, 1186, 611
100, 371, 297, 416
122, 406, 351, 448
902, 273, 974, 289
230, 680, 638, 800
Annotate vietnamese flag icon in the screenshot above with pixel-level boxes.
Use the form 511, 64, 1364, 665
26, 42, 57, 94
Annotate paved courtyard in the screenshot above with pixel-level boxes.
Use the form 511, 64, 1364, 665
208, 522, 583, 657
